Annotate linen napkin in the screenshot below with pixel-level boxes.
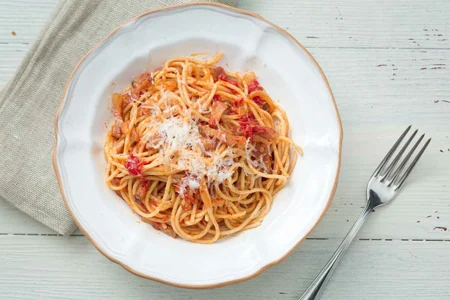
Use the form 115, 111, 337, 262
0, 0, 239, 235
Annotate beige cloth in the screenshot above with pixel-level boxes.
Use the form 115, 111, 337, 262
0, 0, 239, 235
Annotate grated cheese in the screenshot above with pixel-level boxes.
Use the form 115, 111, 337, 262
144, 107, 235, 198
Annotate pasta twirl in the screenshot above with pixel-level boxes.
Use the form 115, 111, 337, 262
104, 53, 302, 244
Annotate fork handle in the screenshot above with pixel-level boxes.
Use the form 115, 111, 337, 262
299, 203, 374, 300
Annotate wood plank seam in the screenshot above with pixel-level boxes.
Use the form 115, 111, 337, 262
3, 40, 450, 50
1, 233, 450, 242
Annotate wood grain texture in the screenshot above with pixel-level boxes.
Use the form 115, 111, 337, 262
2, 0, 450, 49
0, 236, 449, 300
240, 0, 450, 50
1, 1, 450, 299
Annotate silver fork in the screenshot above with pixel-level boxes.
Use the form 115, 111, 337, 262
299, 126, 431, 300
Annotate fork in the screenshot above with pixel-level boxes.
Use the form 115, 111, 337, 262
299, 126, 431, 300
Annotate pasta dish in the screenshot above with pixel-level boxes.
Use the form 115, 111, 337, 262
104, 53, 302, 243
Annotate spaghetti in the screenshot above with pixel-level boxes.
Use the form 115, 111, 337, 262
105, 53, 302, 243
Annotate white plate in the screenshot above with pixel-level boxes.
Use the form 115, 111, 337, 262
54, 3, 342, 288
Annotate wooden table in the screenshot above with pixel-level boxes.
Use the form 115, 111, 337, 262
1, 1, 449, 299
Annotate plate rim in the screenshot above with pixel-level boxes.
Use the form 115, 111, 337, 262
52, 1, 343, 289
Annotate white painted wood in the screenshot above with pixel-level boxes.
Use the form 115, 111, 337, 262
1, 0, 450, 298
0, 43, 30, 86
241, 0, 450, 49
2, 0, 450, 50
0, 236, 449, 300
0, 0, 57, 43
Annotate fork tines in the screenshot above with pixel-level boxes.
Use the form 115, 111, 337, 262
374, 126, 431, 189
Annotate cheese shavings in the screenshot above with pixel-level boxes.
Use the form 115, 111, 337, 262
145, 109, 235, 198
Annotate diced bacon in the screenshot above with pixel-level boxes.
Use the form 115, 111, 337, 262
119, 122, 138, 144
135, 179, 150, 201
202, 137, 216, 151
263, 154, 273, 171
132, 72, 152, 90
130, 72, 152, 99
211, 67, 226, 82
112, 93, 124, 139
209, 101, 228, 128
120, 121, 130, 135
122, 94, 131, 109
112, 119, 123, 139
252, 126, 279, 143
112, 93, 123, 118
137, 106, 150, 117
199, 125, 246, 147
130, 88, 141, 100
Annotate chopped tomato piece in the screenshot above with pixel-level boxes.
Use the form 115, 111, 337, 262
125, 155, 143, 176
233, 98, 244, 107
248, 79, 263, 93
252, 96, 264, 106
218, 73, 238, 87
235, 114, 257, 138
